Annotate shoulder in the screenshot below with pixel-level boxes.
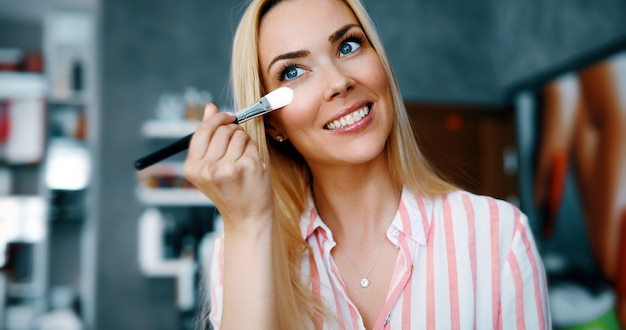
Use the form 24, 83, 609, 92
436, 190, 531, 247
405, 188, 525, 228
441, 190, 524, 225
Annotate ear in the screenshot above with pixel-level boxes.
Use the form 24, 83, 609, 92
264, 117, 285, 141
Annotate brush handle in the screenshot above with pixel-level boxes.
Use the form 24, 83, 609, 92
134, 133, 193, 170
134, 117, 242, 170
135, 87, 293, 170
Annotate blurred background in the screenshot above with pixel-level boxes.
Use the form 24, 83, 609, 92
0, 0, 625, 329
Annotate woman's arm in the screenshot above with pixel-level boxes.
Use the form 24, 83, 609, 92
221, 214, 277, 329
185, 104, 278, 329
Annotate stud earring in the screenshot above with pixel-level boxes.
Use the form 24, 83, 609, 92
276, 135, 284, 142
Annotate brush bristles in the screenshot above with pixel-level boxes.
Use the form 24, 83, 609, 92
265, 87, 294, 109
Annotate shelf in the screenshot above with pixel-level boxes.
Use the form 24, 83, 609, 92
135, 185, 213, 206
135, 161, 212, 206
47, 95, 87, 107
0, 72, 47, 99
141, 120, 200, 139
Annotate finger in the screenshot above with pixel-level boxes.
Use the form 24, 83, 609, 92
188, 103, 219, 160
240, 139, 266, 173
221, 128, 251, 162
240, 138, 262, 167
203, 123, 241, 162
203, 103, 217, 120
187, 104, 236, 160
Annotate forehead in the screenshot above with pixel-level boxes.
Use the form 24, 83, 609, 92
258, 0, 359, 54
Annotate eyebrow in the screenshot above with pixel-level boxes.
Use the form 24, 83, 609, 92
267, 50, 310, 73
329, 23, 359, 43
266, 23, 361, 74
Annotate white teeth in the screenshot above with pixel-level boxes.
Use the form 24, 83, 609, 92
325, 105, 370, 130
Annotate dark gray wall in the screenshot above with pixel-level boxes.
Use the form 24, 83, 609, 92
367, 0, 626, 103
98, 1, 236, 329
99, 0, 626, 329
0, 20, 42, 50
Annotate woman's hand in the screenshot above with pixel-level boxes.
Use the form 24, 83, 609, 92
184, 103, 274, 231
186, 104, 278, 328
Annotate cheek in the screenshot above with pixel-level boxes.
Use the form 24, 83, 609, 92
271, 98, 318, 136
360, 57, 389, 92
276, 106, 303, 131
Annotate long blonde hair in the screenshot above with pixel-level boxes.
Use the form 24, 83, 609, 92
228, 0, 455, 327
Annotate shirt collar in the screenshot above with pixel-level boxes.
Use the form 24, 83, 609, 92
300, 187, 433, 245
300, 195, 325, 240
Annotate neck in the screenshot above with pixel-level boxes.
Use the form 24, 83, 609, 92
310, 155, 401, 243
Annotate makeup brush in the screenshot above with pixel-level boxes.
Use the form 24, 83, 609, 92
134, 87, 294, 170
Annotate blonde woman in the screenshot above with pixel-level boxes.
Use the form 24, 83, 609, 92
184, 0, 551, 328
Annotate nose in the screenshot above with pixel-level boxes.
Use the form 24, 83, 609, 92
322, 62, 355, 100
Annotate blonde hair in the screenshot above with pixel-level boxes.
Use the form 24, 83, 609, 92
228, 0, 455, 327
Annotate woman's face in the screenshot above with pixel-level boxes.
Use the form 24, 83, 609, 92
258, 0, 394, 169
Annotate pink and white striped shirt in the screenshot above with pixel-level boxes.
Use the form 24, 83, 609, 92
209, 188, 551, 329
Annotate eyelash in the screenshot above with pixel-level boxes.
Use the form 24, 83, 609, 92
276, 32, 367, 82
276, 60, 299, 82
341, 33, 365, 53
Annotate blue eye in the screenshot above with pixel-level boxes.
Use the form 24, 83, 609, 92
339, 40, 361, 56
279, 64, 305, 81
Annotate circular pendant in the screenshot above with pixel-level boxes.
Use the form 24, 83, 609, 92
360, 278, 370, 288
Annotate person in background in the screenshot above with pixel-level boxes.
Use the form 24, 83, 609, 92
184, 0, 551, 328
534, 55, 626, 327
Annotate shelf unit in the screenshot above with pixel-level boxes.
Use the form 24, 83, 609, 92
135, 158, 213, 207
136, 120, 213, 206
136, 120, 215, 320
1, 8, 98, 329
0, 72, 50, 330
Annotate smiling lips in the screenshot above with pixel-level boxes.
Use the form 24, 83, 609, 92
324, 104, 371, 130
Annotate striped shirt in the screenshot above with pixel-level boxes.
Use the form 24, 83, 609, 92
209, 188, 551, 329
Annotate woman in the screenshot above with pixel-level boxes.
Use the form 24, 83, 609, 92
184, 0, 551, 328
534, 58, 626, 327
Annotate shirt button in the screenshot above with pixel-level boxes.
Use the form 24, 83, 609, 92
391, 229, 400, 237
